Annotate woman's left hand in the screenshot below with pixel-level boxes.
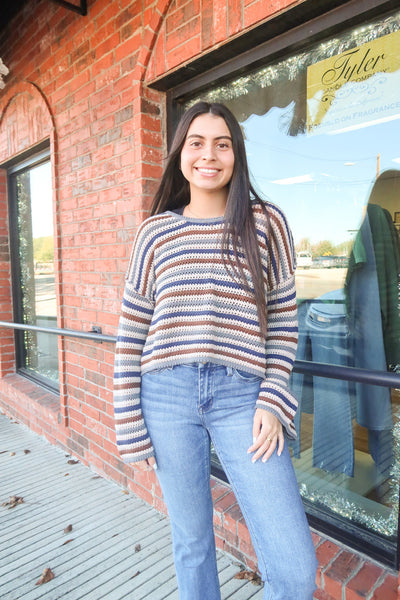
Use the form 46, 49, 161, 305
247, 409, 284, 463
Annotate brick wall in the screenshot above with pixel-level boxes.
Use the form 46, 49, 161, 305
0, 0, 399, 598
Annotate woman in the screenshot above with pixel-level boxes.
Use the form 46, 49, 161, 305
113, 102, 317, 599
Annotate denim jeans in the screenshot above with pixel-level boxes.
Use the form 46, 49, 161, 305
290, 301, 355, 476
141, 363, 317, 600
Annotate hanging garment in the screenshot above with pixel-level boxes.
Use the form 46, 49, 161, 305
290, 291, 355, 477
291, 205, 399, 477
344, 205, 398, 481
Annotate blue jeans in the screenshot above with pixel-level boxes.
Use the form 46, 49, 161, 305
141, 363, 317, 600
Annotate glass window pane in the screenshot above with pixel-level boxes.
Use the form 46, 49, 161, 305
14, 160, 58, 386
187, 10, 400, 550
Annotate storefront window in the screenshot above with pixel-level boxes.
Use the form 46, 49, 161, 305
185, 10, 400, 558
10, 155, 59, 389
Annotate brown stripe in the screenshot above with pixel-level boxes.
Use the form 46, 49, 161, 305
147, 319, 261, 339
114, 382, 140, 391
120, 441, 153, 456
115, 348, 142, 355
268, 304, 297, 315
141, 347, 265, 370
269, 211, 293, 271
156, 255, 251, 278
115, 414, 143, 425
120, 310, 151, 324
258, 397, 293, 420
158, 288, 256, 307
153, 227, 224, 253
267, 364, 291, 375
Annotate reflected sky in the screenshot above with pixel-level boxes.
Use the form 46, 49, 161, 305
242, 101, 399, 246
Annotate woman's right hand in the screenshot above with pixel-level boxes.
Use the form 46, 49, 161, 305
135, 456, 158, 471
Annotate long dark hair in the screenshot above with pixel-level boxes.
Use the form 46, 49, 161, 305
151, 101, 274, 338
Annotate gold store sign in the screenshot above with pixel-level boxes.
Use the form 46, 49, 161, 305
307, 30, 400, 135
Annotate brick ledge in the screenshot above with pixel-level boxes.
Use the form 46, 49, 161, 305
209, 476, 399, 600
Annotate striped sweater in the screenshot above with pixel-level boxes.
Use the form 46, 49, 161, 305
113, 202, 298, 463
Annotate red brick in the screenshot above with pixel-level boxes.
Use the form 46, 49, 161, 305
213, 0, 227, 44
324, 551, 363, 598
201, 0, 214, 49
114, 32, 142, 63
371, 573, 399, 600
214, 491, 237, 513
237, 516, 252, 546
133, 466, 156, 492
223, 513, 237, 536
313, 591, 336, 600
166, 34, 201, 69
317, 539, 341, 570
166, 0, 200, 34
166, 16, 200, 53
228, 0, 242, 36
346, 562, 384, 600
211, 482, 230, 502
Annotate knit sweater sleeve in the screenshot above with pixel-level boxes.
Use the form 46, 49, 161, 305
256, 205, 298, 439
113, 221, 156, 463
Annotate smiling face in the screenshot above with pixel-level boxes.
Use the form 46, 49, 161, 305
180, 113, 235, 203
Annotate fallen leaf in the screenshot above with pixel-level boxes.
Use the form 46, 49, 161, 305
0, 450, 8, 454
64, 473, 69, 476
135, 544, 141, 553
9, 452, 15, 456
64, 524, 73, 533
61, 539, 74, 546
24, 449, 31, 454
2, 495, 24, 509
35, 567, 55, 585
130, 571, 140, 579
67, 459, 79, 465
233, 570, 262, 585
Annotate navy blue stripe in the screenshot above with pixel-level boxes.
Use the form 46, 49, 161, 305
261, 387, 297, 411
268, 326, 298, 333
268, 290, 296, 306
137, 218, 216, 278
266, 353, 293, 364
150, 309, 258, 328
114, 402, 141, 414
156, 246, 245, 267
116, 335, 146, 345
114, 371, 140, 379
123, 297, 153, 315
117, 433, 148, 446
157, 276, 243, 296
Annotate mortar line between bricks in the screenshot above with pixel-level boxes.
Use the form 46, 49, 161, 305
366, 571, 394, 600
341, 559, 365, 600
318, 540, 341, 594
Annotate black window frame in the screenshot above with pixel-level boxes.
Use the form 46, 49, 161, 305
6, 141, 59, 393
149, 0, 400, 568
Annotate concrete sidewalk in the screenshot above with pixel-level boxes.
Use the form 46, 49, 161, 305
0, 411, 264, 600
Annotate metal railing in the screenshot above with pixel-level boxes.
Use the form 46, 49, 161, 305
0, 320, 116, 344
0, 320, 399, 388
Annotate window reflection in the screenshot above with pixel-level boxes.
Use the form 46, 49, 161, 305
292, 378, 399, 540
14, 160, 58, 386
189, 10, 400, 545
